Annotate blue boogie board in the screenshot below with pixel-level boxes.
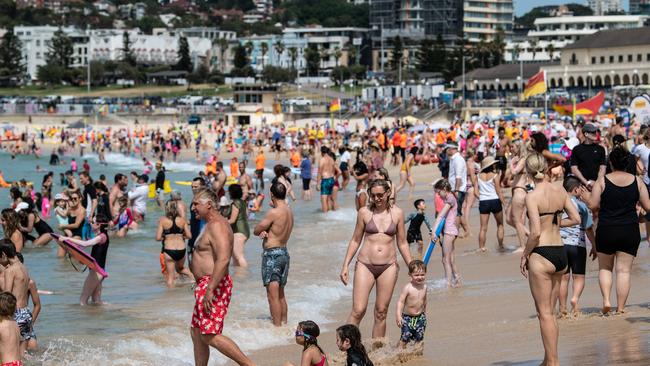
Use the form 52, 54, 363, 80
423, 218, 445, 265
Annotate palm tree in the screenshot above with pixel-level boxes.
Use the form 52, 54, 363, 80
333, 46, 342, 67
346, 42, 358, 66
288, 47, 298, 70
319, 47, 330, 73
547, 43, 555, 60
218, 38, 229, 73
529, 39, 538, 61
512, 44, 520, 63
274, 40, 285, 66
260, 42, 269, 68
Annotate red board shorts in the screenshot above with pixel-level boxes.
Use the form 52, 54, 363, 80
3, 361, 24, 366
191, 274, 233, 335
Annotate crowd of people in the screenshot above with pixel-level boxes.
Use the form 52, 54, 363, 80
0, 113, 648, 366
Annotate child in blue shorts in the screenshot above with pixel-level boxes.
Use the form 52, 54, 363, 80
396, 260, 427, 347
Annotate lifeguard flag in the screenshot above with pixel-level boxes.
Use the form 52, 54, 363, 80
523, 70, 547, 100
329, 98, 340, 112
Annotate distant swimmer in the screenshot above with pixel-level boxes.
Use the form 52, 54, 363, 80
189, 188, 254, 366
316, 146, 336, 213
254, 182, 293, 326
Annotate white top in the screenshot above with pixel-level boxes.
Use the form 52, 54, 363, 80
340, 150, 351, 163
128, 184, 149, 214
448, 152, 467, 193
633, 143, 650, 185
478, 175, 499, 201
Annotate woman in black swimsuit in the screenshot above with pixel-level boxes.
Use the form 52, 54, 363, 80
520, 153, 579, 366
155, 199, 194, 287
59, 189, 86, 244
580, 147, 650, 314
340, 179, 412, 339
17, 202, 54, 247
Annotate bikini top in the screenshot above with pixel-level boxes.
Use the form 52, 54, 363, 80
539, 210, 563, 225
163, 217, 184, 236
365, 210, 397, 236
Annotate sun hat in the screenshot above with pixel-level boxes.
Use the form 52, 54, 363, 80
480, 156, 499, 172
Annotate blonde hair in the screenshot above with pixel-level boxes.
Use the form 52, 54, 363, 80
165, 199, 179, 219
525, 153, 547, 180
367, 179, 392, 210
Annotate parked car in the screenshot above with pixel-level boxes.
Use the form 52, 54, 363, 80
285, 97, 313, 106
220, 98, 234, 107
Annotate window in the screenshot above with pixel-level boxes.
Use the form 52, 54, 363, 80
600, 56, 605, 63
647, 53, 650, 61
610, 55, 614, 63
36, 40, 40, 46
619, 55, 623, 62
628, 54, 633, 62
591, 56, 596, 64
638, 54, 642, 61
36, 52, 41, 59
571, 53, 578, 65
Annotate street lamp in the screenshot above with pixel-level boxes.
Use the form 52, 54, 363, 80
588, 71, 592, 97
473, 80, 478, 105
634, 69, 639, 86
610, 70, 615, 87
495, 78, 500, 99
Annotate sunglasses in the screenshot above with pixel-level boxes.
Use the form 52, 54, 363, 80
70, 197, 80, 201
370, 191, 387, 199
295, 330, 304, 337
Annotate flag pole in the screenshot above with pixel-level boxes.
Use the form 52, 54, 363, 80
543, 70, 548, 127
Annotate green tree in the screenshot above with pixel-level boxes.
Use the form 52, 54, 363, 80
489, 30, 506, 66
288, 47, 298, 69
304, 46, 320, 76
416, 39, 436, 73
89, 60, 105, 86
36, 63, 64, 84
390, 36, 403, 71
261, 66, 297, 84
346, 42, 357, 66
333, 46, 342, 67
330, 65, 350, 85
319, 47, 329, 72
260, 42, 269, 68
45, 28, 73, 68
217, 38, 229, 73
176, 36, 193, 72
233, 45, 248, 69
0, 30, 25, 78
529, 39, 538, 61
188, 63, 210, 83
547, 43, 556, 60
121, 31, 136, 67
274, 39, 285, 65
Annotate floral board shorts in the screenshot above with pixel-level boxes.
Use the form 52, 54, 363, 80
191, 275, 233, 335
400, 313, 426, 343
14, 307, 35, 341
262, 247, 290, 287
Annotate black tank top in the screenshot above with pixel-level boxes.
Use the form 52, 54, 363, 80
599, 176, 639, 227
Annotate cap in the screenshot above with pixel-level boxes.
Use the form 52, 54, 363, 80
443, 142, 459, 150
563, 137, 580, 150
54, 193, 65, 200
583, 123, 599, 134
219, 196, 232, 207
15, 202, 29, 212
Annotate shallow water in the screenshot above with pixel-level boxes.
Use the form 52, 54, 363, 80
2, 151, 356, 365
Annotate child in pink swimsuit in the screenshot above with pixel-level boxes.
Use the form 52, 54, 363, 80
432, 178, 461, 287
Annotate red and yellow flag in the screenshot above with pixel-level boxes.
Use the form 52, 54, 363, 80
329, 98, 340, 112
523, 70, 547, 100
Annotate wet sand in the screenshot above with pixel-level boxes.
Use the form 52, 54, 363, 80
244, 163, 650, 366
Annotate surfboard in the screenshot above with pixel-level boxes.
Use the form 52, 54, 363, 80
148, 180, 172, 198
175, 181, 192, 186
423, 218, 445, 265
291, 167, 301, 175
51, 233, 108, 278
225, 177, 238, 186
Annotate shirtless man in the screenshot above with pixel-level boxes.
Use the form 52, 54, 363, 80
495, 127, 511, 187
109, 173, 128, 217
189, 188, 254, 366
212, 162, 227, 199
238, 161, 254, 200
0, 240, 32, 355
253, 182, 294, 327
0, 292, 22, 366
316, 146, 336, 212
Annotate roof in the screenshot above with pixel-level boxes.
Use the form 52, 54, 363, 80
564, 27, 650, 50
534, 15, 647, 25
455, 62, 558, 82
146, 71, 188, 77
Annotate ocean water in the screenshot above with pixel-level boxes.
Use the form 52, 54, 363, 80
0, 151, 354, 365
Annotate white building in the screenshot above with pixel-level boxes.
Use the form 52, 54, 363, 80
505, 14, 649, 62
90, 29, 212, 68
586, 0, 623, 16
463, 0, 514, 43
14, 26, 89, 80
153, 27, 237, 42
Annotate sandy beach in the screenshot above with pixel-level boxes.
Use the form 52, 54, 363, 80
3, 119, 650, 366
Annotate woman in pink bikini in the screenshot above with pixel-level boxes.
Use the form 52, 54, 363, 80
340, 179, 413, 339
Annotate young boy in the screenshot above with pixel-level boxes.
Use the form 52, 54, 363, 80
405, 199, 433, 258
0, 292, 22, 366
559, 176, 596, 317
396, 260, 428, 348
0, 240, 34, 354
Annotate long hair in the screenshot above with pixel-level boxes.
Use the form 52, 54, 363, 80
1, 209, 20, 237
376, 167, 391, 182
299, 320, 324, 355
165, 199, 179, 220
367, 179, 392, 211
525, 153, 547, 180
336, 324, 374, 366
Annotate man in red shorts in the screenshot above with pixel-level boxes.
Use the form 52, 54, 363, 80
190, 188, 254, 366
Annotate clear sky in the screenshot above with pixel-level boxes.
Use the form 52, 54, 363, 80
514, 0, 629, 16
